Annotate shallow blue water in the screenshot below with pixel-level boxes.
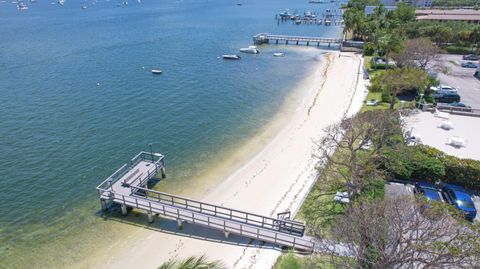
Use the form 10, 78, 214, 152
0, 0, 343, 267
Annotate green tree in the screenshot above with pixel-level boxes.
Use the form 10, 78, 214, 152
381, 68, 430, 110
377, 29, 404, 69
393, 3, 416, 24
158, 255, 225, 269
470, 26, 480, 53
343, 8, 367, 40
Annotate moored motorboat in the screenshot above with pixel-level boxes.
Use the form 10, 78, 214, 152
239, 45, 259, 54
273, 52, 285, 57
151, 69, 162, 74
222, 54, 241, 60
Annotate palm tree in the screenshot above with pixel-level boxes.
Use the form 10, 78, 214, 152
343, 9, 366, 40
158, 255, 226, 269
377, 29, 403, 70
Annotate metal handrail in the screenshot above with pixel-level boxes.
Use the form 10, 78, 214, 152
130, 185, 306, 236
96, 152, 164, 191
110, 192, 314, 252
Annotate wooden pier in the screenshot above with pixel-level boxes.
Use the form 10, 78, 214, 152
253, 33, 342, 47
96, 152, 315, 252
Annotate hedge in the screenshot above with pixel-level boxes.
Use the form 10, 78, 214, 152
442, 45, 473, 55
381, 145, 480, 191
443, 156, 480, 191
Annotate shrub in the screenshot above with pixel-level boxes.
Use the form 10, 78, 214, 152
443, 45, 472, 55
443, 156, 480, 191
381, 91, 391, 103
380, 144, 480, 191
380, 145, 445, 180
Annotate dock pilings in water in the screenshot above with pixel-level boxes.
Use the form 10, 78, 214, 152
252, 33, 342, 48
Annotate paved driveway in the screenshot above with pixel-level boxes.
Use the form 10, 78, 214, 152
433, 54, 480, 108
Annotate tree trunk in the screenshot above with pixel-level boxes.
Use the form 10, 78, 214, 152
385, 51, 389, 70
390, 93, 395, 110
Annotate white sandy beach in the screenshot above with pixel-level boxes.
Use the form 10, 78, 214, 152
86, 51, 366, 269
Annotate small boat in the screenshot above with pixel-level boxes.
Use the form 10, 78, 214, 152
17, 2, 28, 10
222, 54, 241, 60
239, 45, 259, 54
273, 52, 285, 57
151, 69, 162, 74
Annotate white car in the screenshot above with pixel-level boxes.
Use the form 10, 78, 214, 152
430, 85, 458, 93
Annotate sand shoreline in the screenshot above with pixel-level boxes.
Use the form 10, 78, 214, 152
82, 51, 365, 269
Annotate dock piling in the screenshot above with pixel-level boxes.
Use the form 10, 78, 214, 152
177, 219, 184, 229
100, 199, 108, 211
224, 231, 230, 239
121, 204, 128, 216
147, 211, 154, 223
161, 167, 166, 179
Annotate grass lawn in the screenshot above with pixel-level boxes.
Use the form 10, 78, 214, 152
274, 252, 340, 269
362, 57, 416, 112
296, 186, 347, 238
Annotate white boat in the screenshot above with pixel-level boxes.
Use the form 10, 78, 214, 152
273, 52, 285, 57
239, 45, 259, 54
222, 54, 241, 60
151, 69, 162, 74
17, 2, 28, 10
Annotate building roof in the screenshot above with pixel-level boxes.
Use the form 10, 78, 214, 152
415, 9, 480, 15
415, 9, 480, 21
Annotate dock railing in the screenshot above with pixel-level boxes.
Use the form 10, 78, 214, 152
253, 33, 342, 46
109, 191, 315, 252
96, 151, 165, 195
130, 185, 306, 237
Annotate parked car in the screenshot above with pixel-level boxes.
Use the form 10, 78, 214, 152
429, 85, 457, 93
461, 61, 478, 68
442, 184, 477, 221
434, 91, 461, 103
463, 54, 480, 61
414, 182, 443, 203
449, 102, 471, 108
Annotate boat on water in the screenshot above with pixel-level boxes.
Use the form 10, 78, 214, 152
17, 2, 28, 10
222, 54, 241, 60
151, 69, 162, 74
273, 52, 285, 57
239, 45, 259, 54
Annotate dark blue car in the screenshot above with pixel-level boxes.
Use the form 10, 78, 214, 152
442, 184, 477, 221
414, 182, 442, 202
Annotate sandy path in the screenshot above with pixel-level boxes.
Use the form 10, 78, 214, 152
89, 52, 364, 269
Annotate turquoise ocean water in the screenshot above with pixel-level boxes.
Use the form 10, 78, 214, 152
0, 0, 343, 267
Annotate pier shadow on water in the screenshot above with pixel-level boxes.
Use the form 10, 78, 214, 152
97, 206, 282, 251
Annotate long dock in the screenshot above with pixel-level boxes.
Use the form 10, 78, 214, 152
253, 33, 342, 47
96, 152, 315, 252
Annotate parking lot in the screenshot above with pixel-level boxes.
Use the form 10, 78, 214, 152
433, 54, 480, 108
386, 181, 480, 222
